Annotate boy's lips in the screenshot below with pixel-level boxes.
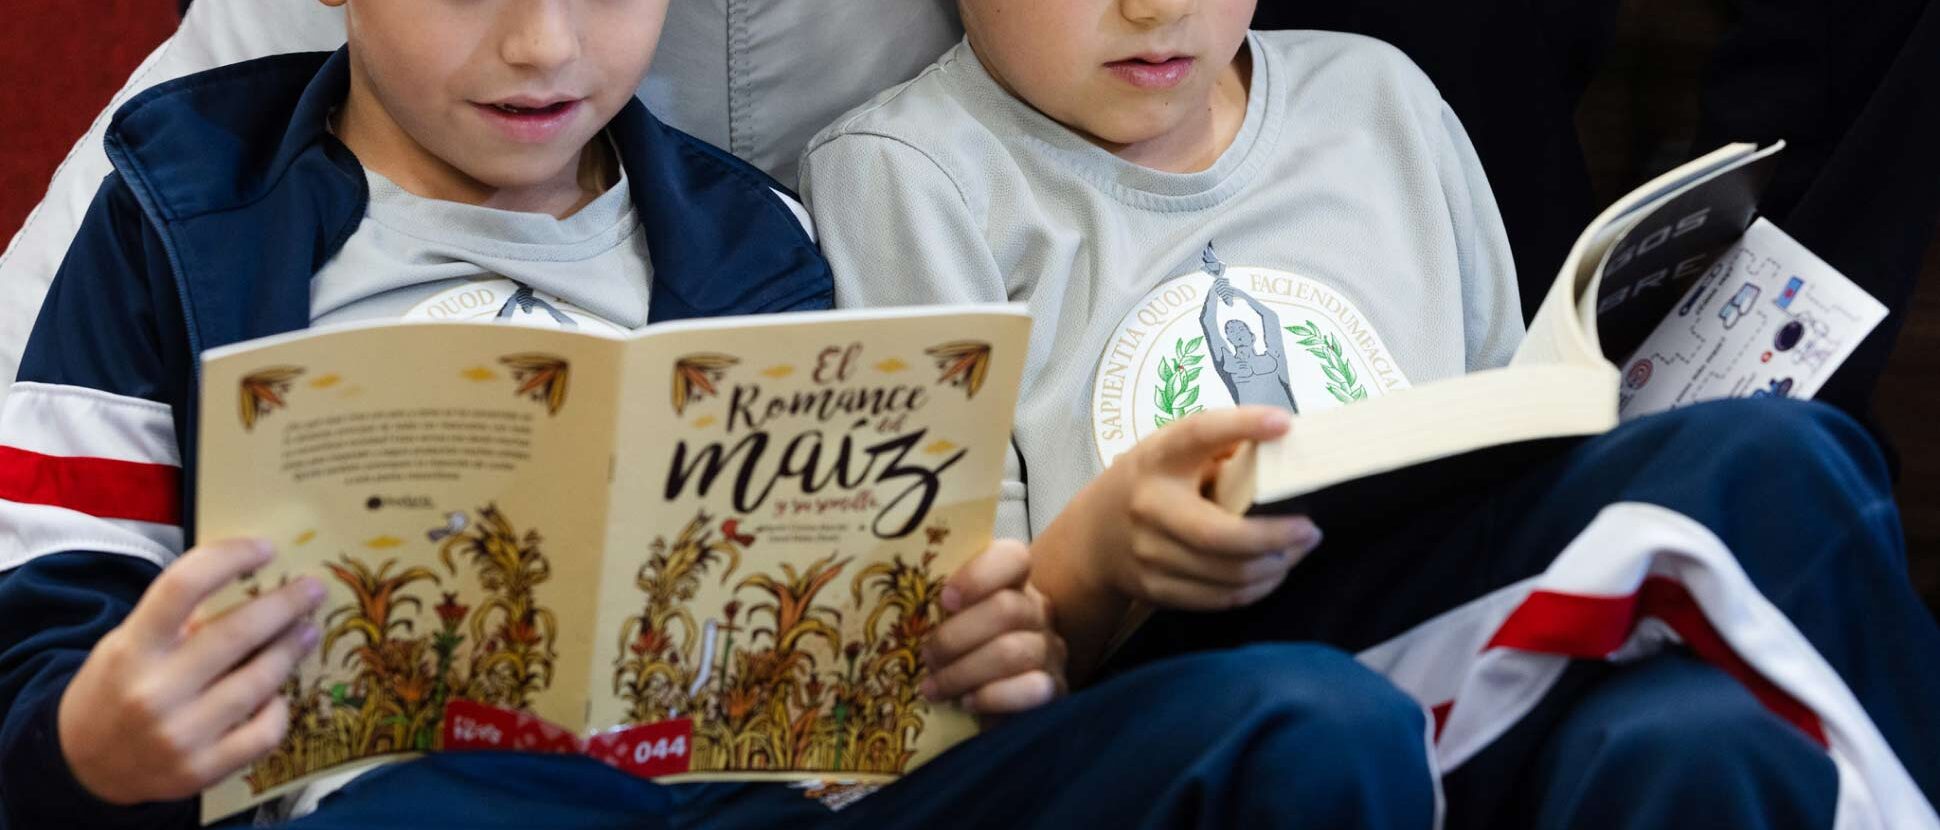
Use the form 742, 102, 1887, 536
1104, 56, 1195, 90
471, 98, 584, 144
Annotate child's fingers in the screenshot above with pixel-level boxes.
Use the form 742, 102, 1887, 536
127, 539, 276, 646
962, 670, 1063, 715
922, 630, 1055, 703
924, 587, 1046, 669
182, 619, 319, 743
1133, 486, 1317, 558
1131, 566, 1288, 612
191, 695, 290, 797
940, 539, 1030, 613
1138, 530, 1296, 589
168, 577, 325, 693
1145, 407, 1290, 473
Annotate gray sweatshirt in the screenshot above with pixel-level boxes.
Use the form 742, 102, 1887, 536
802, 30, 1522, 541
312, 163, 651, 332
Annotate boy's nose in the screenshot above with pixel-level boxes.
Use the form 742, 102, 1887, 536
1120, 0, 1195, 27
498, 0, 582, 71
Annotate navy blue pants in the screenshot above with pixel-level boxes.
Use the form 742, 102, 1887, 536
1516, 652, 1837, 829
1117, 398, 1939, 828
279, 645, 1435, 829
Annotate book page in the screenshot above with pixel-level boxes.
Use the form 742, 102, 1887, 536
1616, 218, 1887, 419
588, 307, 1031, 781
196, 323, 625, 821
1246, 362, 1618, 506
1513, 144, 1766, 371
1586, 145, 1781, 362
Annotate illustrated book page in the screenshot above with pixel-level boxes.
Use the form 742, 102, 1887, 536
193, 306, 1029, 821
588, 308, 1029, 782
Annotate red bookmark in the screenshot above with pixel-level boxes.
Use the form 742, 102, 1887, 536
585, 718, 694, 778
440, 700, 692, 777
442, 700, 579, 755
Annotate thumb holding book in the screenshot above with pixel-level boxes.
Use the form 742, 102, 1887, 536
1109, 407, 1322, 610
1032, 407, 1323, 679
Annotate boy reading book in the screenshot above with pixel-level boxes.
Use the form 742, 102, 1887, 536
804, 0, 1940, 825
0, 1, 1445, 828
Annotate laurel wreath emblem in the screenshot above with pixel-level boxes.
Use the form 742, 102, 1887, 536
1153, 336, 1206, 429
1285, 320, 1367, 403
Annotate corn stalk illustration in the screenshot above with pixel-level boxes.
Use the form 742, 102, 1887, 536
672, 353, 739, 415
245, 675, 355, 792
612, 512, 748, 723
243, 506, 562, 796
500, 354, 570, 416
238, 366, 304, 431
924, 341, 993, 399
704, 551, 849, 771
438, 504, 558, 709
319, 557, 444, 755
616, 522, 950, 776
248, 554, 445, 792
836, 551, 943, 773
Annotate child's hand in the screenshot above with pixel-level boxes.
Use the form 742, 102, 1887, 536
1088, 406, 1321, 610
920, 540, 1066, 715
57, 539, 325, 805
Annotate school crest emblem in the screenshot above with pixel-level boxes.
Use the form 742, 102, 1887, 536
1090, 244, 1412, 464
405, 278, 626, 334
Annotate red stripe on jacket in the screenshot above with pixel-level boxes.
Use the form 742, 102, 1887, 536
0, 445, 181, 525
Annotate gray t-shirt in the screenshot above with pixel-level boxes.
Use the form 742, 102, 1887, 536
802, 30, 1522, 541
312, 162, 651, 332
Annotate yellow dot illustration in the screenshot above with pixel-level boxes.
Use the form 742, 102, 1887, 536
923, 439, 959, 455
874, 358, 909, 373
693, 415, 718, 428
461, 366, 499, 382
761, 364, 796, 379
307, 373, 342, 389
294, 530, 317, 546
363, 535, 404, 550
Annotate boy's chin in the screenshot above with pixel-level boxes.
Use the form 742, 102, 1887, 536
1079, 112, 1201, 151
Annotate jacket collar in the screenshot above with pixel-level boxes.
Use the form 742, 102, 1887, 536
606, 86, 832, 323
106, 50, 365, 226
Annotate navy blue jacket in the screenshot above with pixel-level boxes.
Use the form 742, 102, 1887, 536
0, 50, 831, 828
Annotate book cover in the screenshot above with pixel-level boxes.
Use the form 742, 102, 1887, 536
193, 306, 1030, 821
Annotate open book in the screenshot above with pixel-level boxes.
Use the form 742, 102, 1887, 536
1217, 143, 1887, 515
193, 306, 1030, 822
